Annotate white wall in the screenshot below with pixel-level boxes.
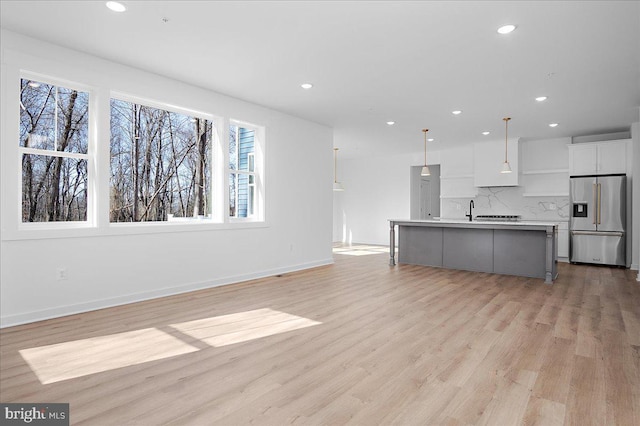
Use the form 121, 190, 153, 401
0, 31, 334, 327
333, 153, 411, 245
632, 118, 640, 275
333, 150, 439, 245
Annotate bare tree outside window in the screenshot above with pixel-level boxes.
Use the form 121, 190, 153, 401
19, 79, 89, 222
109, 99, 213, 222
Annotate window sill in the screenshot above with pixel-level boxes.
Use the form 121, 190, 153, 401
2, 220, 269, 241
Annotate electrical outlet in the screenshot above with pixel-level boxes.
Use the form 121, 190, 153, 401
56, 268, 67, 281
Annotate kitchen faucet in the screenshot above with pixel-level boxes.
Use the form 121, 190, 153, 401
466, 200, 474, 221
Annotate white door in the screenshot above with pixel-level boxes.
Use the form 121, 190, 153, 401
420, 177, 432, 219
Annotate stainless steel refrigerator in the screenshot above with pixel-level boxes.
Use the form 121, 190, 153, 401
570, 174, 626, 266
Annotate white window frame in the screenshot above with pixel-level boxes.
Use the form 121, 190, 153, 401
17, 73, 95, 230
228, 120, 264, 222
108, 92, 221, 225
1, 60, 266, 241
247, 152, 256, 217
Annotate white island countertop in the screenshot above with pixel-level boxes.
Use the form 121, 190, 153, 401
389, 219, 559, 231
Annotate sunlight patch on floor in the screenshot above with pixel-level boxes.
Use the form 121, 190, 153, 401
20, 328, 199, 384
20, 308, 321, 384
171, 308, 321, 347
333, 244, 389, 256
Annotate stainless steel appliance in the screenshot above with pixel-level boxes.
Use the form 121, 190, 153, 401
570, 174, 626, 266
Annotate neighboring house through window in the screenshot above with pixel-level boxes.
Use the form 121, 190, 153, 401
229, 123, 258, 219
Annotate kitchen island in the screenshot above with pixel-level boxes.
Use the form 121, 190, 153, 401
389, 219, 558, 283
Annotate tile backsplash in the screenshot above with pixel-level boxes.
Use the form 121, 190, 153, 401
442, 186, 569, 222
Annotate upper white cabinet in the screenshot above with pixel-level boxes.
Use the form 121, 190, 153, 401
569, 144, 597, 175
521, 137, 570, 172
473, 139, 518, 187
598, 140, 628, 174
440, 146, 477, 198
520, 138, 570, 197
568, 140, 629, 176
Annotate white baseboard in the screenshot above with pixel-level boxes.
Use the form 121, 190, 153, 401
0, 258, 334, 328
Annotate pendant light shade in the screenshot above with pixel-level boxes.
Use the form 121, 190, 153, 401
421, 129, 430, 176
333, 148, 344, 191
500, 117, 512, 174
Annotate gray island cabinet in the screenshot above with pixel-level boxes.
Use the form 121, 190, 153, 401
389, 219, 558, 284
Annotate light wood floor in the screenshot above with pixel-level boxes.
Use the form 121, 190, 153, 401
1, 245, 639, 425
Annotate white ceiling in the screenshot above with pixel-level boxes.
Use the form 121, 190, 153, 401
2, 1, 639, 159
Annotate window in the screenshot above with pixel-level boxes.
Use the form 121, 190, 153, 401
109, 98, 214, 222
11, 70, 265, 237
19, 78, 90, 223
229, 124, 257, 218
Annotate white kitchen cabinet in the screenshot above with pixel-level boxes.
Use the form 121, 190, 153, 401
521, 137, 570, 172
598, 140, 628, 174
440, 176, 476, 198
568, 140, 629, 176
557, 222, 569, 259
568, 144, 597, 176
440, 146, 477, 198
520, 171, 569, 197
473, 139, 518, 187
520, 138, 570, 197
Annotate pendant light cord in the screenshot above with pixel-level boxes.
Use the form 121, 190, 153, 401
503, 117, 510, 162
422, 129, 429, 166
334, 148, 338, 183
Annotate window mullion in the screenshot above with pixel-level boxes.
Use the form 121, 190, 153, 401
94, 88, 111, 229
19, 147, 89, 160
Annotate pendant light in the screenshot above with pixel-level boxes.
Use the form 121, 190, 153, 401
500, 117, 512, 174
421, 129, 430, 176
333, 148, 344, 191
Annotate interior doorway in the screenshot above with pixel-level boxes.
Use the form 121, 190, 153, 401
410, 165, 440, 220
420, 176, 434, 219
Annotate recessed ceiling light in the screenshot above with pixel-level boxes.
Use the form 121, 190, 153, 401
482, 131, 490, 135
549, 123, 559, 127
452, 110, 462, 115
386, 121, 395, 126
27, 81, 40, 88
497, 24, 516, 34
106, 1, 126, 12
427, 138, 434, 142
300, 83, 313, 89
535, 96, 548, 102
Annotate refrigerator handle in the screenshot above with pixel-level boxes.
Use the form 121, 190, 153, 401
593, 183, 597, 225
597, 183, 602, 225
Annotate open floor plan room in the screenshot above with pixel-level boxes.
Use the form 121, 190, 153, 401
1, 248, 639, 425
